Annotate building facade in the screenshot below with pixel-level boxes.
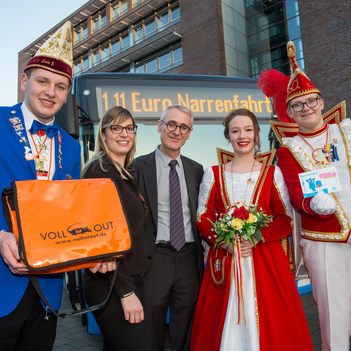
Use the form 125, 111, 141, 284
18, 0, 351, 115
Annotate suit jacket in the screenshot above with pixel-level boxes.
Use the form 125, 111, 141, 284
134, 151, 204, 283
0, 103, 81, 317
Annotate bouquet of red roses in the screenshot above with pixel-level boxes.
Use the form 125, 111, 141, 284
210, 203, 272, 324
211, 203, 272, 248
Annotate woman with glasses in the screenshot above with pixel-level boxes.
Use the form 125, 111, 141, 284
81, 106, 149, 351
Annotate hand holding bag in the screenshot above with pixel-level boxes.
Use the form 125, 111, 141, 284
1, 178, 132, 317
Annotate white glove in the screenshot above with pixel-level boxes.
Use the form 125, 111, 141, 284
310, 191, 336, 215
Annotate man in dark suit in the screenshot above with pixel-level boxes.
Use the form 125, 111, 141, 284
134, 105, 204, 351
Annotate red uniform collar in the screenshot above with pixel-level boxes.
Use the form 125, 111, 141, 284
298, 123, 327, 138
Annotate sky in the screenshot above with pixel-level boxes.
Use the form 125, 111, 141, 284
0, 0, 88, 107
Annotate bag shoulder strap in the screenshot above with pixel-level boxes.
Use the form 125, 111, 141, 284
28, 261, 120, 318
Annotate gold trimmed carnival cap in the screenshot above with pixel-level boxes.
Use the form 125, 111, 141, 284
24, 21, 73, 84
258, 41, 321, 123
286, 41, 320, 104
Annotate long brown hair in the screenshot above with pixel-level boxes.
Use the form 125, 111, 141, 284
222, 108, 261, 155
81, 106, 136, 179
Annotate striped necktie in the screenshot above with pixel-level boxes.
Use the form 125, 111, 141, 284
169, 160, 186, 251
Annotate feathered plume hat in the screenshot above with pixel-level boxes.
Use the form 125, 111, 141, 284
258, 41, 320, 123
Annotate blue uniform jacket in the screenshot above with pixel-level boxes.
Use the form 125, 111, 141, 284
0, 103, 81, 317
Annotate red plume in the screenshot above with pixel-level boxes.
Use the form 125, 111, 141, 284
258, 69, 295, 123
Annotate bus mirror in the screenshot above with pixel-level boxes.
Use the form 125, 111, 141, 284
55, 93, 79, 139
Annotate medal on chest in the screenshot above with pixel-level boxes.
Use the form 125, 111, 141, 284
34, 157, 45, 171
299, 125, 332, 168
311, 148, 332, 168
30, 130, 50, 177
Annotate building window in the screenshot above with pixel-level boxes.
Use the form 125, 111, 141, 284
74, 21, 88, 44
170, 4, 180, 25
159, 52, 171, 73
111, 38, 120, 56
131, 43, 182, 74
92, 10, 107, 33
135, 65, 144, 73
246, 0, 303, 78
101, 45, 110, 62
157, 10, 169, 32
144, 19, 156, 39
74, 61, 82, 76
75, 28, 82, 44
92, 16, 100, 33
121, 0, 128, 15
82, 56, 89, 72
89, 30, 130, 69
111, 0, 128, 20
132, 2, 180, 45
91, 44, 111, 67
111, 2, 119, 19
73, 55, 90, 76
92, 48, 100, 67
82, 23, 88, 40
133, 0, 144, 7
145, 59, 157, 73
121, 32, 130, 51
101, 12, 107, 28
172, 46, 182, 68
134, 24, 143, 44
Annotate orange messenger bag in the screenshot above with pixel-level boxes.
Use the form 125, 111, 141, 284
1, 178, 132, 317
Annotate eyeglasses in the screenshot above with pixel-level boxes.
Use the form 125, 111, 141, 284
161, 120, 191, 134
108, 124, 137, 134
290, 97, 320, 113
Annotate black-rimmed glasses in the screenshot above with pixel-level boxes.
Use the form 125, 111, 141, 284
108, 125, 137, 134
161, 120, 191, 134
290, 97, 320, 113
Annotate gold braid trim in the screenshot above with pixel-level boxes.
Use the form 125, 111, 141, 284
251, 254, 260, 339
219, 165, 229, 208
25, 64, 72, 83
210, 255, 228, 285
339, 122, 351, 188
287, 88, 321, 104
301, 199, 308, 213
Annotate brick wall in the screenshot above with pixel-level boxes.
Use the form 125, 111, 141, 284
177, 0, 226, 75
298, 0, 351, 117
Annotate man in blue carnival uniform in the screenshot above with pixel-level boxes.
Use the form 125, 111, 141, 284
0, 21, 82, 350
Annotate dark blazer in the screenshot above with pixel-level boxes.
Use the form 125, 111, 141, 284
134, 151, 204, 283
82, 157, 147, 297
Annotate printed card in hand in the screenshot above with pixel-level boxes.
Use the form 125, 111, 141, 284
298, 166, 341, 198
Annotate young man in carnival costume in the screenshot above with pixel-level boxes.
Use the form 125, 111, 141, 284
259, 41, 351, 351
0, 22, 82, 350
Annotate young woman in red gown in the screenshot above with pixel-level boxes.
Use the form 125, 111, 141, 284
190, 109, 313, 351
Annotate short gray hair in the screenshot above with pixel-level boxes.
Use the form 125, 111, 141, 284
160, 105, 194, 126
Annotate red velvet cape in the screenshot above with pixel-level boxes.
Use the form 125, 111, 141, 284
190, 164, 313, 351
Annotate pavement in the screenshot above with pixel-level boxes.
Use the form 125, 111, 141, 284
53, 289, 103, 351
53, 288, 335, 351
53, 287, 171, 351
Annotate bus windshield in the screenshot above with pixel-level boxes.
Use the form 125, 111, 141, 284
74, 73, 272, 168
